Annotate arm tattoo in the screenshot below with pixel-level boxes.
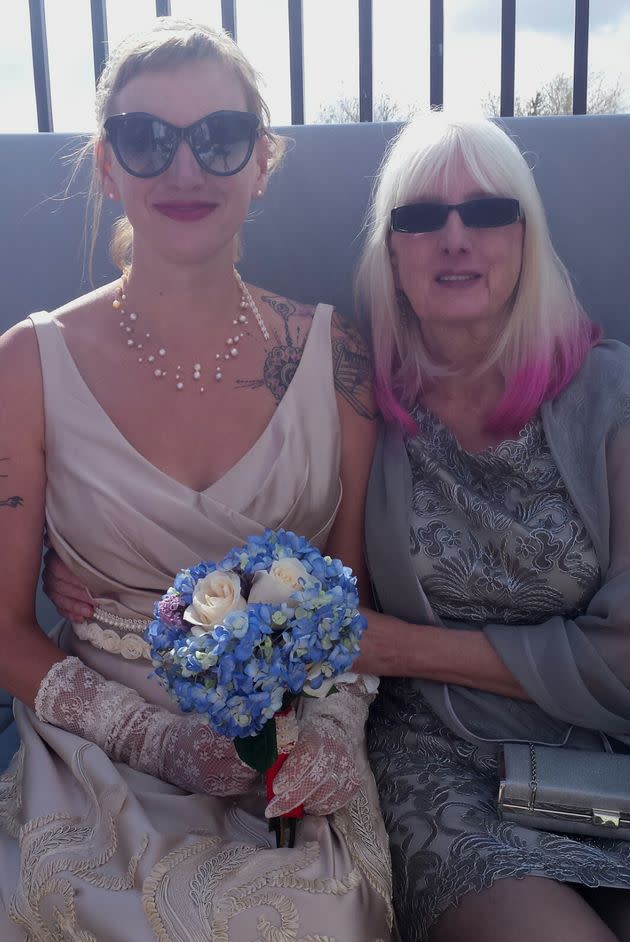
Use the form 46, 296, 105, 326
331, 312, 378, 421
0, 496, 23, 508
0, 458, 24, 509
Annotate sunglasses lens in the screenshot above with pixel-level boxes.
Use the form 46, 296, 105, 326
391, 203, 447, 233
108, 115, 176, 177
191, 112, 258, 176
460, 198, 520, 228
391, 197, 520, 232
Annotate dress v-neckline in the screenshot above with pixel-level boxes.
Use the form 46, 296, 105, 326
46, 311, 320, 497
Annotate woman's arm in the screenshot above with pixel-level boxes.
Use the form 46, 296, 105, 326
355, 610, 529, 699
0, 321, 67, 706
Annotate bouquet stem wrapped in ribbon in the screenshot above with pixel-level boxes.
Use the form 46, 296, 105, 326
146, 529, 367, 847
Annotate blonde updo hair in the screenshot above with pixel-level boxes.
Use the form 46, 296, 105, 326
82, 17, 285, 275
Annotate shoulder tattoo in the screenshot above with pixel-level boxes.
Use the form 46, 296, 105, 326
235, 295, 311, 402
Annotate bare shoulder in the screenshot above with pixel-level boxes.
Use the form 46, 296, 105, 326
0, 319, 44, 448
51, 282, 118, 336
0, 318, 42, 389
330, 309, 377, 422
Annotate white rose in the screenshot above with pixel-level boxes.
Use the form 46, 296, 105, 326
184, 570, 247, 635
248, 558, 314, 607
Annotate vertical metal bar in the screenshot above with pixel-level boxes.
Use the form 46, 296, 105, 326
573, 0, 589, 114
288, 0, 304, 125
221, 0, 237, 40
500, 0, 516, 116
358, 0, 373, 122
155, 0, 172, 15
90, 0, 109, 85
28, 0, 53, 132
429, 0, 444, 110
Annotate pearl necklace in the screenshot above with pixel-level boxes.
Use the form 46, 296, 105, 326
112, 268, 270, 392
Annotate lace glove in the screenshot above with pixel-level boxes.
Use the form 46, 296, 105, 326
35, 656, 259, 796
265, 676, 376, 818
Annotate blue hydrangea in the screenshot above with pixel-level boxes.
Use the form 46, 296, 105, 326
145, 529, 367, 739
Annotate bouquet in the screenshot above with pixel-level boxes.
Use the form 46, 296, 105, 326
145, 529, 367, 846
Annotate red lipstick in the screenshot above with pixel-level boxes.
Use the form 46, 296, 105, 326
153, 201, 216, 222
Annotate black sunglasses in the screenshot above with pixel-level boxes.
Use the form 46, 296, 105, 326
390, 197, 522, 233
103, 110, 260, 179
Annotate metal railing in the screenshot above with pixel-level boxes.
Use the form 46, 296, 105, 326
27, 0, 591, 133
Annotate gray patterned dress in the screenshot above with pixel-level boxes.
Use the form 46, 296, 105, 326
368, 406, 630, 940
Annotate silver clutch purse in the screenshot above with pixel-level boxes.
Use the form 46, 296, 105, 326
498, 743, 630, 839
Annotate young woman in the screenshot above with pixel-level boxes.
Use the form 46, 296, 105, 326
0, 20, 393, 941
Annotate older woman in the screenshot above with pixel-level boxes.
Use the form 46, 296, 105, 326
356, 114, 630, 941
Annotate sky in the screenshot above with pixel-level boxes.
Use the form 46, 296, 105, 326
1, 0, 629, 133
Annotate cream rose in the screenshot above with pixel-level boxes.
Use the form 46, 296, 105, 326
184, 570, 247, 635
248, 558, 314, 607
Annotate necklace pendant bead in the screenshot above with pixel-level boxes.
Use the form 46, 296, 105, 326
193, 371, 201, 380
238, 314, 247, 323
129, 312, 137, 321
230, 348, 238, 357
176, 382, 184, 390
158, 348, 166, 357
113, 299, 121, 310
148, 355, 155, 363
154, 368, 163, 377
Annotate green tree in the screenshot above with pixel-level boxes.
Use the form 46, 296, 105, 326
483, 70, 626, 116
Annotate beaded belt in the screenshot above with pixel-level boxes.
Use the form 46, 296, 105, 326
72, 606, 152, 661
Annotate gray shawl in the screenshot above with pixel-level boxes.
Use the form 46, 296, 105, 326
366, 339, 630, 746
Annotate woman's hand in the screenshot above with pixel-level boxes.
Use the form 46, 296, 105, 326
266, 678, 373, 818
265, 722, 361, 817
42, 548, 94, 621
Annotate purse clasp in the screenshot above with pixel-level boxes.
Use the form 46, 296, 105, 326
592, 809, 620, 828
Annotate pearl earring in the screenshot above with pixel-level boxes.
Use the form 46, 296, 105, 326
256, 189, 263, 198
